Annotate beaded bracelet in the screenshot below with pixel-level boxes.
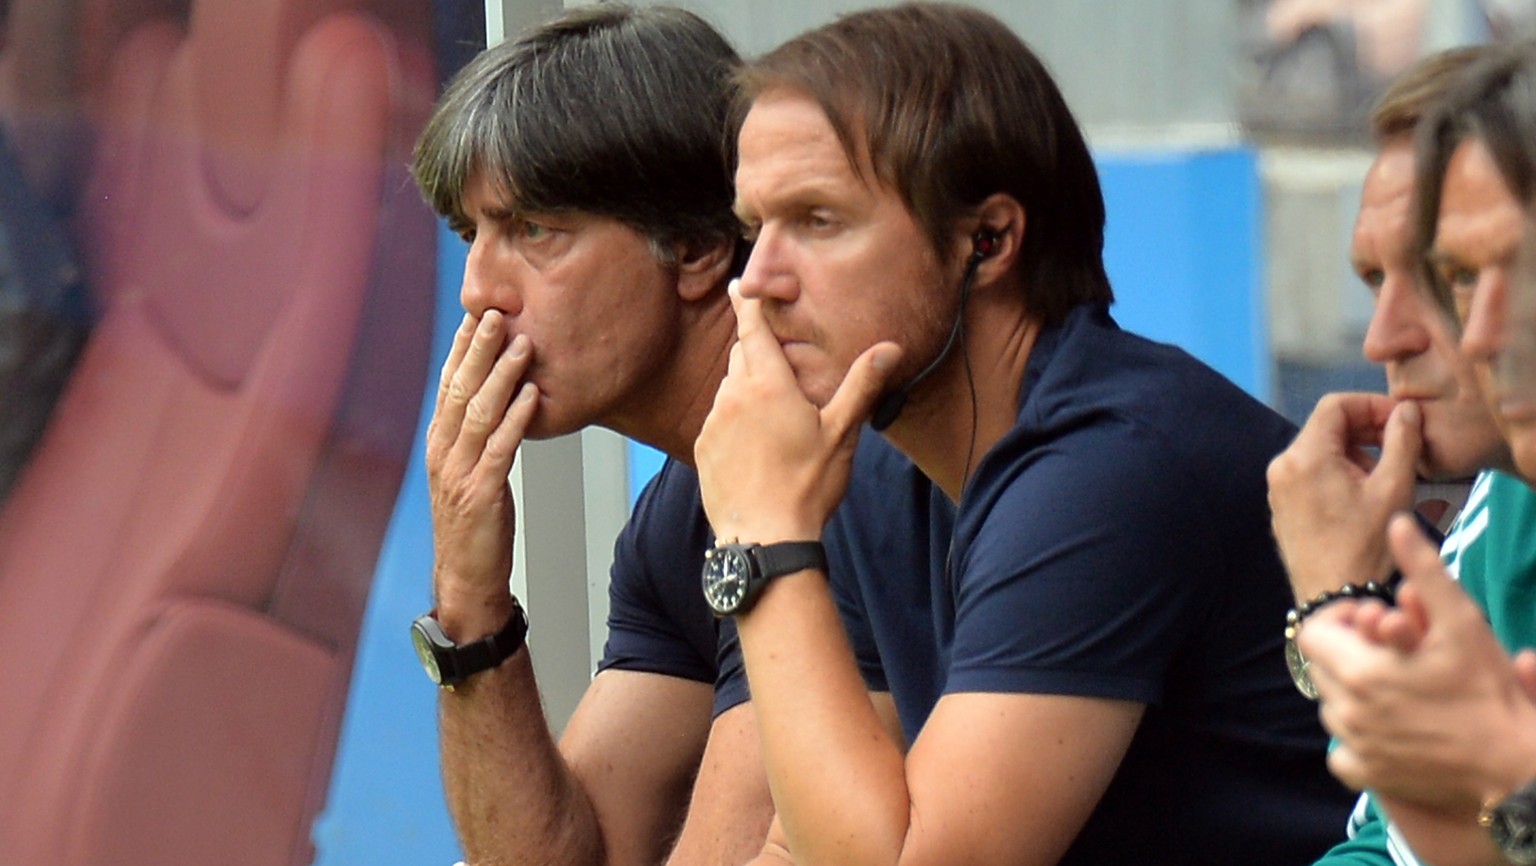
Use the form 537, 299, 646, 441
1283, 574, 1402, 700
1285, 575, 1401, 633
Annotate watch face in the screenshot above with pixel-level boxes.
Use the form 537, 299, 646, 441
410, 620, 444, 685
1490, 800, 1536, 865
1284, 629, 1318, 700
703, 546, 754, 615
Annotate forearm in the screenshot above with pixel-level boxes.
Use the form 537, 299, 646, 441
440, 651, 606, 866
737, 573, 912, 866
661, 702, 775, 866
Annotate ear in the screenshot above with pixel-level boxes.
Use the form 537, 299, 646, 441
967, 193, 1026, 288
673, 237, 738, 303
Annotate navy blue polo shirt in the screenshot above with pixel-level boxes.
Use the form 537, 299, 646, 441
831, 304, 1352, 864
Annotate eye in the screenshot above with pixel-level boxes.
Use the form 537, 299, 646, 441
802, 209, 838, 232
1356, 267, 1385, 293
520, 220, 549, 240
1446, 266, 1479, 295
447, 218, 475, 244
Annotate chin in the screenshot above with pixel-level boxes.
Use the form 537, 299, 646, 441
1513, 445, 1536, 484
1417, 440, 1484, 481
787, 366, 838, 410
521, 396, 587, 442
1509, 428, 1536, 484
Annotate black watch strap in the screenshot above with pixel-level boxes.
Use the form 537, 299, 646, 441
449, 604, 528, 681
754, 540, 828, 579
413, 602, 528, 689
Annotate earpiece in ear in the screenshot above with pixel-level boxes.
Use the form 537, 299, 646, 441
971, 229, 1000, 260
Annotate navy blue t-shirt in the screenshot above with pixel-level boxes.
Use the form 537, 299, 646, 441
597, 433, 929, 718
833, 305, 1351, 864
594, 457, 743, 714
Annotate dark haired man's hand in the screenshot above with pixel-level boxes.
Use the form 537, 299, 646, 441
426, 310, 540, 639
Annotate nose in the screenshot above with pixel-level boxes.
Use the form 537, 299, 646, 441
1361, 276, 1431, 364
1462, 272, 1510, 364
736, 226, 798, 303
459, 233, 520, 321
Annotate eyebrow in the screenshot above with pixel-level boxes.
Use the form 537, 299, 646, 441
733, 176, 857, 224
1425, 248, 1466, 270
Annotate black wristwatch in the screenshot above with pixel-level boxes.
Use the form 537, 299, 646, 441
701, 541, 827, 616
1483, 777, 1536, 865
410, 602, 528, 690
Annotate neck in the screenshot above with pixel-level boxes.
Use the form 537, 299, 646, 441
881, 297, 1041, 502
603, 292, 735, 468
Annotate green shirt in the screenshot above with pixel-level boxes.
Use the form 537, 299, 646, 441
1314, 471, 1536, 866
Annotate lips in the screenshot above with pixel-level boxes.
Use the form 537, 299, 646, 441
1385, 375, 1451, 403
763, 317, 808, 351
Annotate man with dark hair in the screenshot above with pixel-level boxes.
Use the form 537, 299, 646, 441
1298, 42, 1536, 866
409, 6, 929, 865
693, 4, 1350, 864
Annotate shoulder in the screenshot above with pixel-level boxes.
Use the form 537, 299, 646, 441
600, 456, 721, 687
954, 314, 1293, 606
1028, 310, 1294, 462
620, 458, 710, 563
973, 308, 1292, 552
612, 456, 710, 603
629, 458, 703, 529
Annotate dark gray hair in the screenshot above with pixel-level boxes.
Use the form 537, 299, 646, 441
412, 4, 742, 265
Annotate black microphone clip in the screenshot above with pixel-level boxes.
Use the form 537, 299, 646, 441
868, 234, 994, 432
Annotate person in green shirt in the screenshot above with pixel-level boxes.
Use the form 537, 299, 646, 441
1299, 43, 1536, 866
1267, 42, 1536, 866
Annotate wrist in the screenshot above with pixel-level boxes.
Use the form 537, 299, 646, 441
1284, 548, 1396, 602
1283, 576, 1400, 699
1485, 731, 1536, 807
411, 601, 528, 690
433, 574, 518, 643
702, 540, 828, 617
712, 521, 823, 547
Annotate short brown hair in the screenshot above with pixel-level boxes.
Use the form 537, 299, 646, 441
734, 2, 1111, 326
1370, 46, 1490, 142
